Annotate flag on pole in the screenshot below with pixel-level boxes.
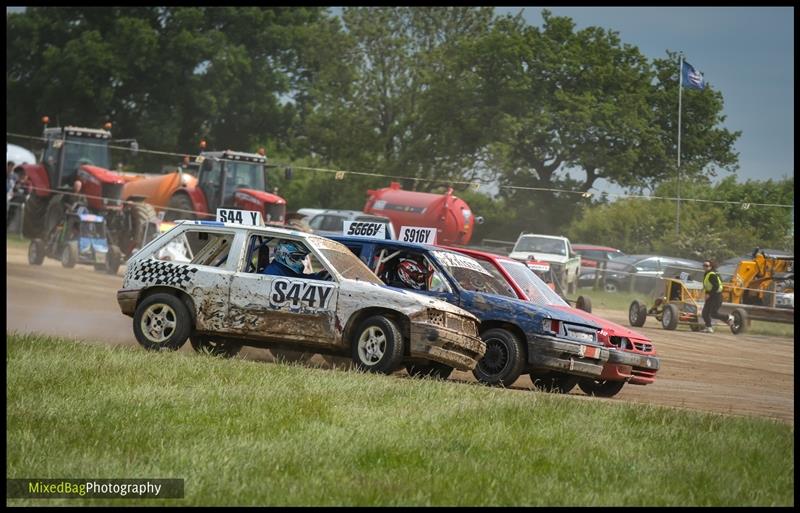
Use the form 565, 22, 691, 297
681, 60, 705, 89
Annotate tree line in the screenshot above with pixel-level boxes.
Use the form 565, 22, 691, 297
7, 7, 790, 259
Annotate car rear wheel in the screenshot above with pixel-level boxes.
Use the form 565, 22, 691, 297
351, 315, 404, 374
61, 242, 78, 268
661, 303, 679, 330
190, 336, 242, 358
578, 378, 625, 398
405, 361, 453, 380
133, 293, 192, 351
576, 295, 592, 313
730, 308, 748, 335
473, 328, 525, 387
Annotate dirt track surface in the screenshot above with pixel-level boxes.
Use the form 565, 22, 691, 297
6, 244, 794, 424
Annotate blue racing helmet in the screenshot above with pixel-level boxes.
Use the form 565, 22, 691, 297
274, 240, 309, 273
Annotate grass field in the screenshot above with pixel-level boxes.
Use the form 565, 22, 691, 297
7, 332, 794, 506
577, 287, 794, 338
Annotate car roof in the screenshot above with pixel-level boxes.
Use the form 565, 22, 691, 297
312, 210, 365, 218
439, 245, 517, 264
516, 233, 565, 240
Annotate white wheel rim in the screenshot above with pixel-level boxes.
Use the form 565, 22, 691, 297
663, 308, 672, 326
140, 303, 177, 344
629, 305, 637, 323
357, 326, 386, 365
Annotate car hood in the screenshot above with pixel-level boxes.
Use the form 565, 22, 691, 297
466, 291, 601, 330
509, 251, 569, 264
549, 305, 651, 342
342, 278, 479, 322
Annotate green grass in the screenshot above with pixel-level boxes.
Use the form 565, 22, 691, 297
7, 332, 794, 507
577, 287, 794, 338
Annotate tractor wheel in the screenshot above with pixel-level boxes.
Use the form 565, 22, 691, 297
165, 193, 196, 222
730, 308, 748, 335
28, 239, 45, 265
405, 361, 454, 380
118, 202, 158, 257
629, 300, 647, 327
576, 295, 592, 313
61, 241, 78, 268
22, 193, 50, 239
106, 244, 122, 275
661, 303, 679, 330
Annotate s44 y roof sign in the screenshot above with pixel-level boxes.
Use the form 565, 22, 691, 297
217, 208, 262, 226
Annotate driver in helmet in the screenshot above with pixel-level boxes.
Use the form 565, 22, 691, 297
384, 256, 429, 291
260, 240, 330, 280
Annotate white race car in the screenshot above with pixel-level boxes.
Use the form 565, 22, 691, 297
117, 218, 485, 375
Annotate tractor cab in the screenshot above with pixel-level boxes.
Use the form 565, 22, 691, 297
197, 150, 267, 213
42, 125, 112, 191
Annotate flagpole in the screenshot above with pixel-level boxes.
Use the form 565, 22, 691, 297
676, 54, 683, 236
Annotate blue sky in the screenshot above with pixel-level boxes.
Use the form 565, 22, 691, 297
496, 6, 794, 192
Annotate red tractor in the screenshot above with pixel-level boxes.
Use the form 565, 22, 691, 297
122, 147, 287, 225
18, 117, 155, 256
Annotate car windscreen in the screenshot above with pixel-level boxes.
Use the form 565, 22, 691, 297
513, 236, 566, 256
310, 236, 383, 284
432, 250, 517, 298
499, 259, 569, 307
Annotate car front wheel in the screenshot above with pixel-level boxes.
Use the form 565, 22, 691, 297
473, 328, 525, 387
133, 293, 192, 351
351, 315, 404, 374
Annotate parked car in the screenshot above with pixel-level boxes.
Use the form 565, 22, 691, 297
572, 244, 626, 270
117, 220, 485, 374
327, 234, 615, 391
581, 254, 704, 294
508, 233, 582, 294
445, 246, 659, 397
307, 209, 396, 239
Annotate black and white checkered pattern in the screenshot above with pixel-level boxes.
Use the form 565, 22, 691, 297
127, 260, 198, 288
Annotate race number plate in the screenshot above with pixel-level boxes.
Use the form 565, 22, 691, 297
399, 226, 437, 245
216, 208, 262, 226
343, 221, 386, 239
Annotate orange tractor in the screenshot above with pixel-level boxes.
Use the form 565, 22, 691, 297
722, 248, 794, 309
122, 146, 287, 225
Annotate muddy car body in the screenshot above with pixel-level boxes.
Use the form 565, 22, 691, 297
117, 221, 484, 374
327, 235, 613, 390
445, 246, 660, 397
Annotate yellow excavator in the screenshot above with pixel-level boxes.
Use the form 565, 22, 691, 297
722, 248, 794, 309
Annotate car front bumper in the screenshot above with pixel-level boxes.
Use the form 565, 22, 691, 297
528, 335, 610, 378
117, 288, 141, 317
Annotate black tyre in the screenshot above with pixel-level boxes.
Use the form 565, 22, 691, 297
661, 303, 679, 330
132, 293, 192, 351
578, 378, 626, 398
28, 239, 45, 265
61, 241, 78, 268
576, 295, 592, 313
22, 193, 50, 239
190, 336, 242, 358
530, 372, 579, 394
44, 194, 66, 235
405, 361, 454, 380
106, 244, 122, 275
351, 315, 405, 374
730, 308, 748, 335
473, 328, 526, 387
629, 300, 647, 327
165, 193, 196, 222
122, 202, 158, 256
